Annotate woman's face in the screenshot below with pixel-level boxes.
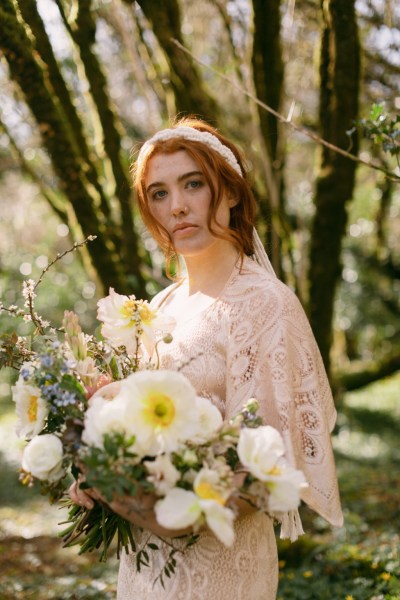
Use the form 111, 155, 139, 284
144, 150, 235, 259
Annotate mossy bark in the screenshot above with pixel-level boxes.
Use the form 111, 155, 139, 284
251, 0, 284, 163
126, 0, 220, 120
0, 0, 144, 296
57, 0, 145, 294
309, 0, 360, 377
251, 0, 285, 278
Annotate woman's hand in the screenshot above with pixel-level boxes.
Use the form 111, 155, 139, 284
68, 474, 97, 510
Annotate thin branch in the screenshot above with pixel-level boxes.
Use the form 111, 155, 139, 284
33, 236, 97, 292
171, 38, 400, 182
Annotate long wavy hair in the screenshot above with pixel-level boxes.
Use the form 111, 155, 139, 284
132, 117, 256, 276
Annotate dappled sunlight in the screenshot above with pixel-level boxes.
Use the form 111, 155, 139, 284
333, 428, 391, 461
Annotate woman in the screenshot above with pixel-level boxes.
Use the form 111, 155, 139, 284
72, 117, 343, 599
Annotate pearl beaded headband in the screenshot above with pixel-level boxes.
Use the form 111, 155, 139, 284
137, 126, 276, 277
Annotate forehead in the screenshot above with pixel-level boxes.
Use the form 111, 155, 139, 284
145, 150, 201, 184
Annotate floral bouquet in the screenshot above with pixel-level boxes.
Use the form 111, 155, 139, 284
2, 239, 308, 585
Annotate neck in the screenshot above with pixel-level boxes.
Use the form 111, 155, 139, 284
182, 241, 239, 297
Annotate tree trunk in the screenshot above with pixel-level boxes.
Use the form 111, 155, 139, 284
0, 0, 146, 297
55, 0, 145, 294
308, 0, 360, 377
251, 0, 286, 278
127, 0, 220, 120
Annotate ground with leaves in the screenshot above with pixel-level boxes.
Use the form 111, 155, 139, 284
0, 373, 399, 600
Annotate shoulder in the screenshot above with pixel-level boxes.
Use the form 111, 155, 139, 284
225, 256, 304, 317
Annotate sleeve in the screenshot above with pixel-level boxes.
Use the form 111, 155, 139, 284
225, 277, 344, 536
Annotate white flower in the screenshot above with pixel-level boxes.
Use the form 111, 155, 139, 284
155, 487, 235, 546
237, 426, 285, 480
115, 370, 200, 455
155, 488, 202, 529
12, 380, 48, 439
22, 434, 64, 482
191, 396, 223, 444
237, 427, 308, 513
82, 394, 132, 449
193, 468, 232, 505
97, 288, 175, 356
264, 460, 308, 512
200, 500, 235, 547
144, 455, 180, 496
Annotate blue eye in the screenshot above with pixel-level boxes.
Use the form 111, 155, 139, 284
186, 180, 202, 189
152, 190, 167, 200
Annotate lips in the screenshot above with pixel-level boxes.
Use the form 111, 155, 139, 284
173, 222, 198, 234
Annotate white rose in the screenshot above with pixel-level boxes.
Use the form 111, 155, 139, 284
82, 394, 134, 449
237, 426, 285, 480
12, 380, 48, 439
22, 434, 64, 482
191, 397, 223, 444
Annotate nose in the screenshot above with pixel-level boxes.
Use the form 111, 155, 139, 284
170, 189, 188, 216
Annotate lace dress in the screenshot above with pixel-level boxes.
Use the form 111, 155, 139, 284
117, 256, 343, 599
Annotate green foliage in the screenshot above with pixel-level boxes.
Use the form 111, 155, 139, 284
80, 433, 151, 503
357, 103, 400, 161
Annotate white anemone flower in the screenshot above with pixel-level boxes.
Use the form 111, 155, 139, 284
191, 397, 223, 444
200, 499, 235, 547
116, 370, 200, 455
264, 460, 308, 512
193, 468, 232, 505
22, 434, 64, 482
237, 426, 285, 480
155, 488, 235, 546
97, 288, 175, 356
155, 488, 202, 529
12, 380, 48, 439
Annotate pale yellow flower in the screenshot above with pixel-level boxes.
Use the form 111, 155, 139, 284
12, 380, 48, 439
97, 288, 175, 356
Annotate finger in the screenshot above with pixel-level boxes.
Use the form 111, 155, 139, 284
69, 481, 95, 509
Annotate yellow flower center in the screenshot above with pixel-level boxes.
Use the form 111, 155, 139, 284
139, 304, 156, 325
28, 395, 38, 422
120, 299, 138, 322
143, 393, 176, 428
194, 482, 226, 505
268, 465, 282, 476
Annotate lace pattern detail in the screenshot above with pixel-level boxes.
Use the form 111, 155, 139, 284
116, 256, 343, 598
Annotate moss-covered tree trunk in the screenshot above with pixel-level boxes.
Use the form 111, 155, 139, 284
308, 0, 360, 377
0, 0, 147, 297
251, 0, 285, 277
124, 0, 220, 120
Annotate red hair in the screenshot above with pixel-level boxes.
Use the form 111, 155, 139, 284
132, 117, 256, 275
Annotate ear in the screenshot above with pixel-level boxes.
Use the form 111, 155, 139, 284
227, 195, 239, 208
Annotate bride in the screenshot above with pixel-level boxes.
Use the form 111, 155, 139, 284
71, 117, 343, 599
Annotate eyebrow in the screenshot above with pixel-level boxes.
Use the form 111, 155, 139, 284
146, 170, 204, 194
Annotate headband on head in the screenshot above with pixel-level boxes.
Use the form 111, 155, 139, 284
137, 126, 243, 177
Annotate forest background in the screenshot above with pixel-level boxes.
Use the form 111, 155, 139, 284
0, 0, 399, 598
